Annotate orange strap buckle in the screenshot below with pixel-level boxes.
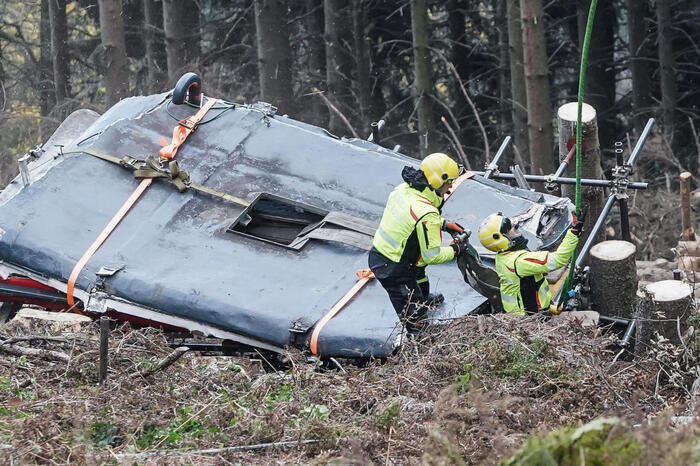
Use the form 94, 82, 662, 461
158, 98, 219, 160
309, 269, 375, 356
66, 98, 219, 307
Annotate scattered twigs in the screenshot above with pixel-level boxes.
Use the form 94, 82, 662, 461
131, 346, 189, 378
114, 439, 326, 459
440, 116, 471, 169
311, 88, 359, 138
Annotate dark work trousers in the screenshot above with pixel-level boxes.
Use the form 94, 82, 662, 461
368, 248, 429, 324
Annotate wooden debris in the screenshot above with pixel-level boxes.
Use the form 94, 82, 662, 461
131, 346, 189, 378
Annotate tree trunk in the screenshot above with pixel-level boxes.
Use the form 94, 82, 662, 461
98, 0, 130, 107
162, 0, 201, 84
635, 280, 694, 353
557, 102, 606, 251
626, 0, 653, 130
40, 0, 56, 136
48, 0, 70, 104
507, 0, 529, 168
497, 0, 511, 139
143, 0, 167, 93
353, 0, 372, 127
589, 240, 638, 319
655, 0, 676, 146
324, 0, 354, 136
410, 0, 437, 156
304, 0, 327, 126
254, 0, 294, 114
520, 0, 553, 175
448, 0, 469, 95
577, 0, 616, 157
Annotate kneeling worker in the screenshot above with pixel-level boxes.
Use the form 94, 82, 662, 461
369, 153, 467, 332
477, 212, 584, 315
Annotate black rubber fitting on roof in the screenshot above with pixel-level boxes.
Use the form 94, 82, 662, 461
172, 72, 202, 106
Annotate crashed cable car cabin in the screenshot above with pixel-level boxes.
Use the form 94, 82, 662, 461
0, 75, 573, 358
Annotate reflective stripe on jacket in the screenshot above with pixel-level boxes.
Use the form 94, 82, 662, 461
495, 230, 579, 315
372, 182, 454, 266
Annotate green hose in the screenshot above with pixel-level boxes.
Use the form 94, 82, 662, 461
560, 0, 598, 306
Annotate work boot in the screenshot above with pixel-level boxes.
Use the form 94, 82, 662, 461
426, 293, 444, 307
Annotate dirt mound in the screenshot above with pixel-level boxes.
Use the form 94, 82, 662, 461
0, 313, 697, 464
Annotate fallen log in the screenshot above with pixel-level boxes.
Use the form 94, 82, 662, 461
589, 240, 637, 319
0, 343, 70, 363
635, 280, 695, 354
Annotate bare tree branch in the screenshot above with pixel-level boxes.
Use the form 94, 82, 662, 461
312, 88, 360, 138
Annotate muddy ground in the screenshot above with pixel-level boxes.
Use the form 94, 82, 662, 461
1, 311, 697, 465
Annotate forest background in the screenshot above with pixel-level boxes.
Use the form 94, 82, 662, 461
0, 0, 698, 251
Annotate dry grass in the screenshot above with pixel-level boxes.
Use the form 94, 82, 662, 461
0, 313, 697, 464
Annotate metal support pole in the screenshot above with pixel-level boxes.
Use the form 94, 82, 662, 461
626, 118, 655, 166
575, 194, 617, 269
99, 316, 109, 384
484, 136, 511, 179
474, 172, 648, 190
620, 319, 637, 347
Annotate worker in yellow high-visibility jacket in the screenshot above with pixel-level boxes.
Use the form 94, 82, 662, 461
477, 212, 584, 315
369, 153, 467, 332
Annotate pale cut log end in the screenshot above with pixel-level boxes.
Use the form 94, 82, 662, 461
680, 172, 692, 182
637, 280, 693, 302
590, 240, 636, 261
557, 102, 596, 123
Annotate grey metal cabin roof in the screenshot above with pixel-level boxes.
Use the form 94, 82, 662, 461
0, 93, 571, 357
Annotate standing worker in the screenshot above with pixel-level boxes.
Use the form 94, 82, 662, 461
368, 153, 467, 333
477, 212, 584, 315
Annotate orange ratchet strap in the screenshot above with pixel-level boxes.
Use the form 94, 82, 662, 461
309, 269, 375, 356
158, 97, 219, 160
66, 98, 219, 307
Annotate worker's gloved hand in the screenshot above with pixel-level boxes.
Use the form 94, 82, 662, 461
570, 211, 585, 236
442, 220, 465, 234
450, 237, 464, 255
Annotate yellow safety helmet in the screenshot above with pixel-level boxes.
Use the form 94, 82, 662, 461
420, 153, 460, 190
477, 213, 512, 252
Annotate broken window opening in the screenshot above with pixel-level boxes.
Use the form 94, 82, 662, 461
228, 193, 327, 249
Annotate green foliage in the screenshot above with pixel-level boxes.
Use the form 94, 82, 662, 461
300, 404, 329, 420
133, 406, 205, 450
490, 338, 563, 382
375, 401, 401, 430
455, 363, 473, 393
135, 424, 161, 450
264, 384, 294, 409
501, 417, 643, 466
88, 421, 121, 447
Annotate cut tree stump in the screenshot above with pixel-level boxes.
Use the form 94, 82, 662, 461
635, 280, 695, 354
557, 102, 605, 259
589, 240, 637, 319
